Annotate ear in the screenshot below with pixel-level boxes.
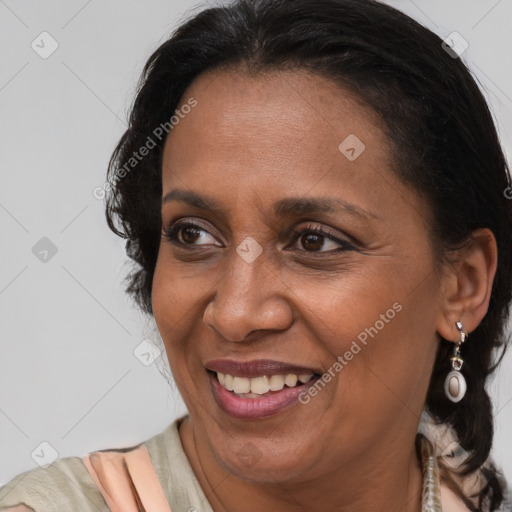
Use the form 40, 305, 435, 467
436, 228, 498, 341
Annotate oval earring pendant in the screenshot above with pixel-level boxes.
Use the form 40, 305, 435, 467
444, 370, 467, 403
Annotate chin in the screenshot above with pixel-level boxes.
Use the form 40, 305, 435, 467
210, 435, 322, 484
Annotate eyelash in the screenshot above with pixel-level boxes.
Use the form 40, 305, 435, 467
162, 220, 355, 253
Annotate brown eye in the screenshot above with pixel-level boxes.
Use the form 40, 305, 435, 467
301, 232, 324, 251
162, 221, 220, 246
288, 225, 355, 253
181, 225, 201, 244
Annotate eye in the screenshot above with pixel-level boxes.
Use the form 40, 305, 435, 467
163, 219, 355, 253
162, 220, 221, 247
287, 225, 355, 253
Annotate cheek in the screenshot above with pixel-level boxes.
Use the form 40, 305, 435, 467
151, 250, 228, 390
151, 254, 199, 364
152, 248, 210, 331
333, 304, 437, 453
292, 264, 438, 412
152, 258, 207, 409
278, 262, 403, 349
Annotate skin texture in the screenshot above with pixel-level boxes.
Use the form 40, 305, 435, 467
151, 69, 497, 512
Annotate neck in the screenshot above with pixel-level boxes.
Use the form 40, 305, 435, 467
179, 416, 424, 512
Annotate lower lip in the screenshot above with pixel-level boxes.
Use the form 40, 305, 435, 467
208, 372, 319, 420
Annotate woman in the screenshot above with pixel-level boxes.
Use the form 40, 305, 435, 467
1, 0, 511, 510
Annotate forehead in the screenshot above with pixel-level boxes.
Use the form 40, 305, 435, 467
161, 68, 393, 209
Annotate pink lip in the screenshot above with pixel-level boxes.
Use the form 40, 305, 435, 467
208, 372, 320, 420
204, 358, 321, 378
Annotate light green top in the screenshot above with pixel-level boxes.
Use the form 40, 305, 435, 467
0, 414, 214, 512
0, 411, 482, 512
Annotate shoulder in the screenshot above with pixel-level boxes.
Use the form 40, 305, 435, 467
0, 455, 108, 512
1, 507, 33, 512
417, 410, 510, 512
0, 416, 209, 512
439, 480, 473, 512
142, 415, 215, 512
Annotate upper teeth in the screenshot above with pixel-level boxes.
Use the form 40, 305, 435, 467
217, 372, 314, 394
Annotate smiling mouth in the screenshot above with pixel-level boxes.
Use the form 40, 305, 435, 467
207, 370, 320, 398
204, 359, 323, 418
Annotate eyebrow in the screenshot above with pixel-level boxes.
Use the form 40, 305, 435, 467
162, 189, 379, 220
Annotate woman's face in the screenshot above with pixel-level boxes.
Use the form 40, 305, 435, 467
152, 68, 443, 482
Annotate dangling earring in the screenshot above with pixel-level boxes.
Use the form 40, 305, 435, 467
444, 321, 467, 403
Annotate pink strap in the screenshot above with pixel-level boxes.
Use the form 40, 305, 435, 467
82, 444, 172, 512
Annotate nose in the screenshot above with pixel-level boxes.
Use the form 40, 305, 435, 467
203, 245, 294, 342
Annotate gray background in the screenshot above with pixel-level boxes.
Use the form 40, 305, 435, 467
1, 0, 511, 486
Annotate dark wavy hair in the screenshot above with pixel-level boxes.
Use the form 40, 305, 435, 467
105, 0, 512, 508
